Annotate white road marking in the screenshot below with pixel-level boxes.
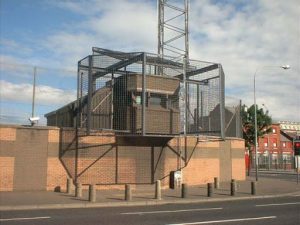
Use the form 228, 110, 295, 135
0, 216, 51, 222
256, 202, 300, 207
166, 216, 277, 225
121, 207, 222, 215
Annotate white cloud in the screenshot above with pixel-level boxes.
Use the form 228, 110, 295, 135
187, 0, 300, 122
50, 0, 107, 16
0, 80, 76, 105
87, 6, 156, 51
0, 54, 36, 80
42, 0, 157, 65
42, 32, 97, 68
0, 39, 33, 55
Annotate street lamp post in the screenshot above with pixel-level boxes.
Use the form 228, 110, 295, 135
253, 65, 290, 181
262, 103, 271, 170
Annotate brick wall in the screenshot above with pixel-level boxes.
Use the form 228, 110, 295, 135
0, 125, 245, 191
0, 157, 14, 191
59, 130, 245, 188
0, 125, 68, 191
0, 127, 16, 191
231, 140, 246, 180
47, 128, 67, 191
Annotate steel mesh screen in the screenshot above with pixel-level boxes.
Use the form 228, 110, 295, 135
225, 96, 242, 138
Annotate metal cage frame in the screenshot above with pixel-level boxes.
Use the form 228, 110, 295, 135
77, 47, 225, 138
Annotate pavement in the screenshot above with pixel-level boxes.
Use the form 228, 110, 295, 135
1, 175, 300, 211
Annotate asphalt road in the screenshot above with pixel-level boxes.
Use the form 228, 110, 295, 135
1, 196, 300, 225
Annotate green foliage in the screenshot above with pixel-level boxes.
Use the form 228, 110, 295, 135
241, 104, 272, 150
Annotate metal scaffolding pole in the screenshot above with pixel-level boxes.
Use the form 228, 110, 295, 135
183, 56, 187, 136
87, 55, 93, 135
142, 53, 147, 135
184, 0, 189, 62
110, 72, 114, 129
219, 64, 225, 139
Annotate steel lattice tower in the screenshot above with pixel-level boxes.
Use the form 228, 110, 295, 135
158, 0, 189, 62
158, 0, 190, 136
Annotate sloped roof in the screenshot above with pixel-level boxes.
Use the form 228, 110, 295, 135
278, 121, 300, 131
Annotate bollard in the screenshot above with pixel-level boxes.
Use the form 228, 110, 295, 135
67, 178, 73, 194
155, 180, 161, 200
181, 183, 187, 198
207, 183, 213, 197
214, 177, 220, 189
251, 181, 256, 195
284, 159, 287, 170
125, 184, 132, 201
231, 181, 236, 196
75, 183, 82, 198
89, 184, 96, 202
231, 179, 237, 191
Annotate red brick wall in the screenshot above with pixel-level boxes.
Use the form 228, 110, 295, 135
0, 125, 68, 191
231, 140, 246, 180
0, 127, 16, 191
47, 129, 68, 191
0, 157, 14, 191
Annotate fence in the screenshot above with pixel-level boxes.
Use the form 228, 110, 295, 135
251, 152, 296, 170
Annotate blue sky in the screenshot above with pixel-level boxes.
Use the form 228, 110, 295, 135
0, 0, 299, 125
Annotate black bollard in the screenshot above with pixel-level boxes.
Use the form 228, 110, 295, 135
207, 183, 213, 197
251, 181, 256, 195
181, 183, 187, 198
231, 180, 236, 196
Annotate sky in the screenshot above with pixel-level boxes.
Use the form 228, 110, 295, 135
0, 0, 299, 125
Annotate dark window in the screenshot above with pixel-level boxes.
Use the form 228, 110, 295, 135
149, 96, 162, 106
148, 93, 167, 108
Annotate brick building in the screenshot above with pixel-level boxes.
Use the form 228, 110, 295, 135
256, 121, 300, 169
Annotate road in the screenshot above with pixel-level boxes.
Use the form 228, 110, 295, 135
1, 196, 300, 225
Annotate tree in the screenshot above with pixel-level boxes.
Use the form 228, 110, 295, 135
241, 104, 272, 151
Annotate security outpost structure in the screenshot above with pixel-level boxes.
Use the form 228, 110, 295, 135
44, 1, 244, 188
46, 48, 225, 137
